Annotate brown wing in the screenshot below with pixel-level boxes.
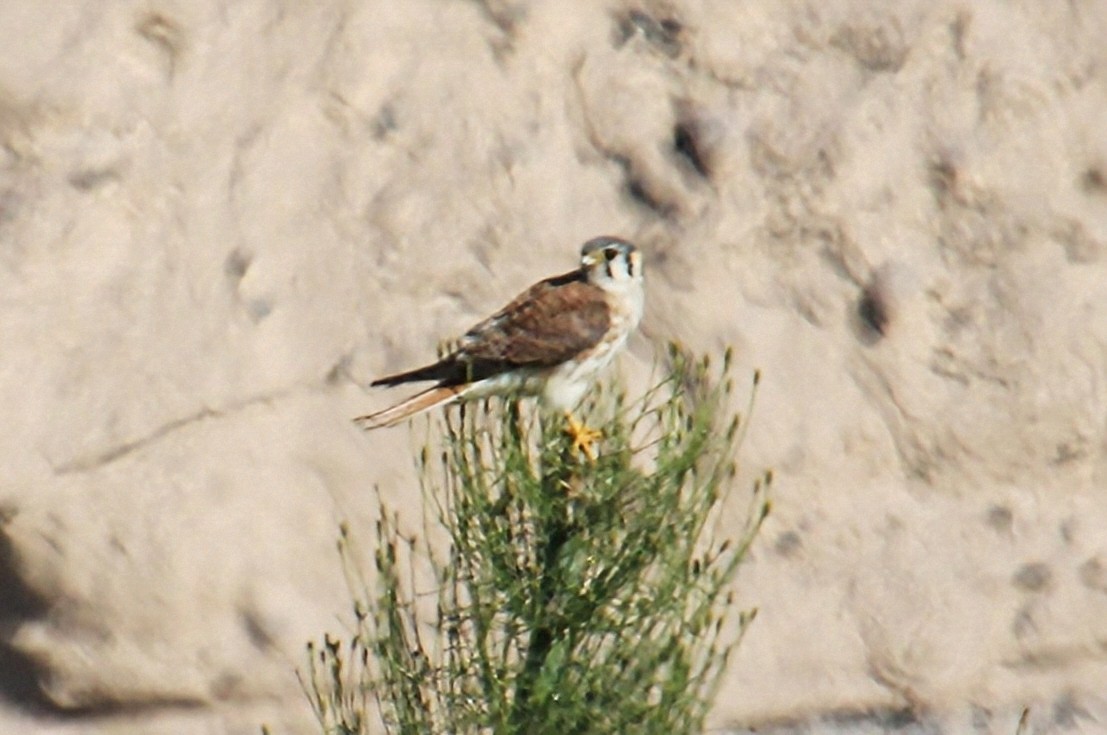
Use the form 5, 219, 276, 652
369, 270, 611, 389
457, 270, 611, 368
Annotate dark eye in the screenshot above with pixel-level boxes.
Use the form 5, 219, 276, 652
604, 248, 618, 261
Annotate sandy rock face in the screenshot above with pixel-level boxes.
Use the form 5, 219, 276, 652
1, 0, 1106, 733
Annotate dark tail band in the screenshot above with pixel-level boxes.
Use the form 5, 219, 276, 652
370, 359, 454, 387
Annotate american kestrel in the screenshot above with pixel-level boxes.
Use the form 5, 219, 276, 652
355, 236, 644, 455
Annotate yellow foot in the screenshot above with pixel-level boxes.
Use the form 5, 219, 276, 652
564, 412, 602, 461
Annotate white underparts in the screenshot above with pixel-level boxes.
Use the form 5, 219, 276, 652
542, 263, 644, 411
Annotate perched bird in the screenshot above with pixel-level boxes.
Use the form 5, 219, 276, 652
355, 236, 644, 456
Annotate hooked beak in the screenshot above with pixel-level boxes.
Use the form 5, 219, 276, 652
582, 251, 603, 268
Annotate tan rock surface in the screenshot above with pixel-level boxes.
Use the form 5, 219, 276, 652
1, 1, 1106, 733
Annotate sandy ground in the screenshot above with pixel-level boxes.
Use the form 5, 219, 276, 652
2, 1, 1107, 733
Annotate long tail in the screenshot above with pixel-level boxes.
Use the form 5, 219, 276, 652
370, 359, 456, 387
353, 384, 468, 430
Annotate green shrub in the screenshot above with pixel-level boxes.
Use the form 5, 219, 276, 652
303, 346, 770, 735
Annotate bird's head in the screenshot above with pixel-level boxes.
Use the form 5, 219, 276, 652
579, 236, 642, 288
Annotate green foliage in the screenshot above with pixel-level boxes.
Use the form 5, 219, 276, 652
303, 346, 770, 735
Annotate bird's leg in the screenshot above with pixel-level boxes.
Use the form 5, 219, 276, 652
564, 411, 601, 460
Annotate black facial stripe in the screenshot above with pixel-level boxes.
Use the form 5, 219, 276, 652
627, 257, 634, 277
604, 261, 613, 278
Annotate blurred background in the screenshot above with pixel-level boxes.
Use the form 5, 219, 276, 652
1, 1, 1105, 733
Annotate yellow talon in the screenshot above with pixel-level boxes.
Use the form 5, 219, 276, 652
564, 412, 602, 460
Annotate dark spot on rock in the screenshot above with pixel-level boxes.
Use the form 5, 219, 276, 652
985, 505, 1013, 534
1060, 518, 1076, 545
372, 104, 398, 139
830, 17, 908, 73
857, 280, 890, 341
614, 155, 674, 218
1081, 166, 1105, 194
1053, 693, 1092, 729
0, 519, 50, 620
224, 249, 251, 282
247, 299, 272, 322
1012, 562, 1051, 592
1079, 556, 1107, 592
1053, 441, 1086, 465
240, 609, 276, 652
929, 156, 959, 204
673, 120, 710, 179
826, 707, 919, 729
472, 0, 523, 39
326, 355, 353, 386
774, 530, 802, 557
0, 188, 19, 229
211, 671, 244, 701
625, 176, 653, 208
950, 12, 970, 59
614, 9, 684, 57
0, 645, 53, 712
970, 703, 993, 729
68, 168, 118, 191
